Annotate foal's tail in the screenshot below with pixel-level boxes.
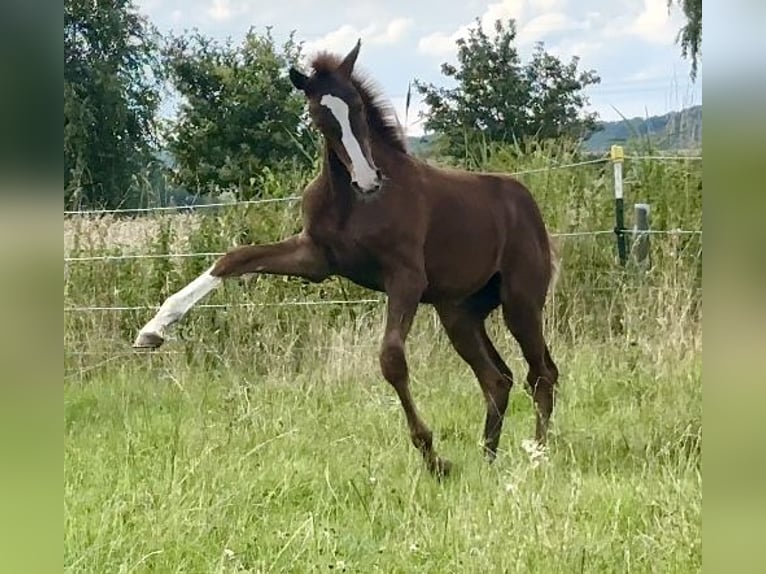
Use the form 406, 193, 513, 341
546, 231, 561, 296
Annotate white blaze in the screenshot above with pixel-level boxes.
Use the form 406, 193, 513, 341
320, 94, 378, 190
135, 265, 221, 340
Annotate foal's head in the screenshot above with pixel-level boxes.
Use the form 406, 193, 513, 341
289, 40, 383, 194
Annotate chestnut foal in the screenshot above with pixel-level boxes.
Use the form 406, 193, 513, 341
134, 40, 560, 478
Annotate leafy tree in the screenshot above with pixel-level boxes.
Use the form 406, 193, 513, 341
162, 28, 312, 198
64, 0, 162, 209
668, 0, 702, 80
414, 19, 600, 159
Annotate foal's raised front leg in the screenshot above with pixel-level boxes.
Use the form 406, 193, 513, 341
379, 270, 451, 478
133, 233, 329, 348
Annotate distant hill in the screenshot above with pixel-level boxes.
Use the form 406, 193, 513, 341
406, 134, 439, 156
584, 105, 702, 152
406, 105, 702, 156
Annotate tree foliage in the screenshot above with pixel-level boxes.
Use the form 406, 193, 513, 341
162, 28, 312, 198
64, 0, 162, 209
414, 19, 601, 159
668, 0, 702, 80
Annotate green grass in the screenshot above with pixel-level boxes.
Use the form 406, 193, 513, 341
64, 332, 700, 573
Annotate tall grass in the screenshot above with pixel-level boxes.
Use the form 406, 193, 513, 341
64, 144, 702, 572
64, 144, 701, 362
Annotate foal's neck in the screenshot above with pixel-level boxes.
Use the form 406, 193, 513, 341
320, 132, 407, 200
319, 143, 356, 212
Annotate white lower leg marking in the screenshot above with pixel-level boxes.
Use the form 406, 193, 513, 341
320, 94, 378, 190
138, 265, 221, 337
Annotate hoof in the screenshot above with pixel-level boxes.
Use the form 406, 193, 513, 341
430, 457, 453, 480
133, 330, 165, 349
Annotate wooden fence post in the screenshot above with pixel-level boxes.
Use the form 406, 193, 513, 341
633, 202, 651, 268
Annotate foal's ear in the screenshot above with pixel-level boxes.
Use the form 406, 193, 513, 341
337, 38, 361, 78
289, 67, 310, 92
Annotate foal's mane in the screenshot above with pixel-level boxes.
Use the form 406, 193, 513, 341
310, 52, 408, 154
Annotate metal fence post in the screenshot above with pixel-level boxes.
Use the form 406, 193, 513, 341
611, 145, 627, 266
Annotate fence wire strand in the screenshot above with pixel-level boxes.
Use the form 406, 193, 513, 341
63, 228, 701, 263
64, 154, 702, 318
64, 196, 300, 216
65, 299, 382, 313
627, 155, 702, 161
64, 285, 700, 314
62, 154, 699, 217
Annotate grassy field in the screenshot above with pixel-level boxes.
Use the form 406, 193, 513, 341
64, 148, 702, 572
64, 330, 700, 572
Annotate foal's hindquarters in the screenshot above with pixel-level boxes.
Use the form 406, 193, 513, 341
410, 181, 560, 473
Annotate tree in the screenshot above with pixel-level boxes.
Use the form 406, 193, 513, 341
414, 19, 600, 159
64, 0, 162, 209
668, 0, 702, 80
162, 28, 312, 198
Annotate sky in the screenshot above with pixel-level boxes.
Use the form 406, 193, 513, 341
137, 0, 703, 137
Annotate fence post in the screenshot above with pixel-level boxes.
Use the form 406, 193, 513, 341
611, 145, 627, 266
633, 203, 651, 268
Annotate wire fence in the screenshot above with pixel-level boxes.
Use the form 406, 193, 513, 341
64, 344, 385, 378
65, 299, 383, 313
66, 343, 382, 358
63, 228, 701, 263
62, 154, 702, 217
64, 154, 702, 318
64, 285, 702, 315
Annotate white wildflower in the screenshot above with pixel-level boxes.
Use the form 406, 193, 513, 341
521, 438, 549, 467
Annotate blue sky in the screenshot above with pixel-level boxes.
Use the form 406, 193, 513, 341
138, 0, 702, 136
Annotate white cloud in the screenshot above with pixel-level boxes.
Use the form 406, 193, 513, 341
517, 13, 578, 45
626, 0, 681, 44
302, 18, 414, 59
417, 27, 468, 57
416, 0, 589, 57
304, 24, 370, 57
626, 63, 675, 82
549, 39, 603, 62
207, 0, 250, 23
528, 0, 566, 10
418, 0, 526, 57
416, 0, 676, 64
378, 18, 413, 43
481, 0, 527, 28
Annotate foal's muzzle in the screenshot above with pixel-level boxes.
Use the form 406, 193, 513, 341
351, 168, 383, 194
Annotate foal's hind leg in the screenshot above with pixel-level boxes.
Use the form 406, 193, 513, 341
501, 293, 558, 444
437, 304, 514, 460
379, 271, 450, 478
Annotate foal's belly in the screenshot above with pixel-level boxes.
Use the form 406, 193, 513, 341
330, 244, 497, 304
421, 237, 501, 303
341, 269, 385, 293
